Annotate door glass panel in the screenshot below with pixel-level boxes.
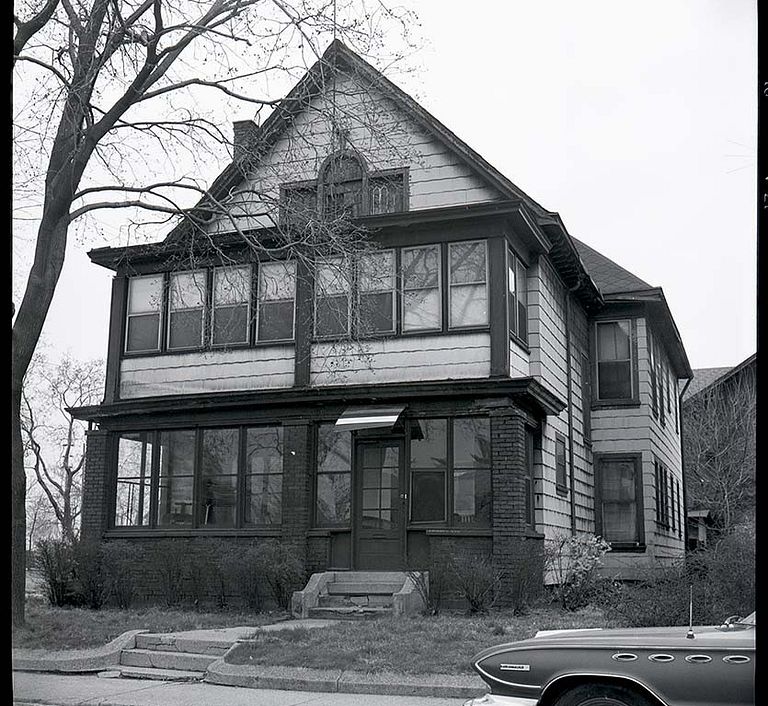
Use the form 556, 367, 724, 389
359, 443, 400, 530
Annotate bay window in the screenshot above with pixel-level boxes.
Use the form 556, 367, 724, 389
168, 271, 206, 350
125, 275, 163, 353
507, 247, 528, 342
595, 319, 635, 401
448, 240, 488, 328
257, 261, 296, 342
402, 245, 441, 332
212, 265, 251, 346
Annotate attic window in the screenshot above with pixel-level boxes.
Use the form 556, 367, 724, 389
322, 152, 365, 219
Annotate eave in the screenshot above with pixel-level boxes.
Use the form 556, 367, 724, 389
69, 376, 566, 424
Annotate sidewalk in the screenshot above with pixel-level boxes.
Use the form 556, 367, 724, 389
12, 671, 467, 706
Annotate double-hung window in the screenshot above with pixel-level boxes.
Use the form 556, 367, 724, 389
125, 275, 163, 353
596, 454, 643, 547
212, 266, 251, 346
402, 245, 441, 332
257, 261, 296, 342
555, 434, 567, 493
314, 258, 351, 338
507, 247, 528, 342
595, 320, 634, 400
448, 240, 488, 328
168, 270, 207, 350
357, 250, 396, 334
649, 329, 658, 417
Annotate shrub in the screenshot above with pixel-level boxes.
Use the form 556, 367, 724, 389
504, 538, 545, 614
544, 533, 610, 611
101, 541, 144, 609
223, 542, 265, 611
450, 552, 503, 614
149, 540, 186, 607
72, 540, 107, 610
408, 554, 451, 616
257, 540, 305, 610
35, 538, 80, 607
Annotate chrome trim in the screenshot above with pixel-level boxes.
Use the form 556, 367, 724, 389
541, 672, 670, 706
723, 655, 751, 664
648, 653, 675, 662
611, 652, 638, 662
463, 694, 538, 706
473, 662, 540, 691
685, 654, 712, 664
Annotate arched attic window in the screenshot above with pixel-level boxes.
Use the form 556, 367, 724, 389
321, 151, 366, 219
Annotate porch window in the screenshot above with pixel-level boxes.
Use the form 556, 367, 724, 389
315, 423, 352, 527
314, 257, 351, 337
402, 245, 441, 332
357, 250, 396, 334
156, 430, 196, 527
200, 428, 238, 527
168, 270, 207, 350
596, 454, 643, 547
244, 426, 283, 525
409, 419, 447, 523
212, 265, 251, 346
125, 275, 163, 353
257, 261, 296, 342
507, 247, 528, 342
114, 432, 152, 527
449, 241, 488, 328
453, 417, 491, 526
596, 320, 634, 400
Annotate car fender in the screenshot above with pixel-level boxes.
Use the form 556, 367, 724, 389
539, 671, 670, 706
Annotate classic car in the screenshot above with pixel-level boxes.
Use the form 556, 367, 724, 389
464, 612, 755, 706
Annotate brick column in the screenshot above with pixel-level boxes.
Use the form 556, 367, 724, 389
80, 429, 112, 543
490, 407, 541, 607
281, 421, 312, 568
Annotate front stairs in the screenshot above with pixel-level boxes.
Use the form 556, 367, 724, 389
292, 571, 426, 619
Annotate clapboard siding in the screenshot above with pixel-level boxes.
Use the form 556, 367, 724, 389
204, 72, 501, 235
509, 339, 529, 378
309, 333, 490, 386
120, 347, 295, 398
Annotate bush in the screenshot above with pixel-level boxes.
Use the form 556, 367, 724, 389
544, 533, 610, 611
72, 540, 107, 610
450, 552, 503, 614
149, 540, 186, 607
35, 538, 80, 607
101, 541, 144, 609
257, 540, 305, 610
223, 543, 265, 611
597, 528, 755, 627
504, 538, 545, 614
408, 554, 451, 616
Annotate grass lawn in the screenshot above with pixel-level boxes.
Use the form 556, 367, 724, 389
226, 606, 624, 675
12, 597, 289, 651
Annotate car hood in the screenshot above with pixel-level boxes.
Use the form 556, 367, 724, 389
472, 624, 755, 661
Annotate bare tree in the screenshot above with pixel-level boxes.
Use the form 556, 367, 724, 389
22, 353, 105, 544
26, 479, 59, 553
12, 0, 418, 624
683, 366, 756, 536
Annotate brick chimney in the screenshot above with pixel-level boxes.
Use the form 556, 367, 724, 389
232, 119, 259, 161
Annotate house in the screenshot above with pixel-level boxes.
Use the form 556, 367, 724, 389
72, 41, 692, 604
682, 354, 756, 538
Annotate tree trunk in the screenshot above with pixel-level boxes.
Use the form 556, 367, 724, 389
12, 381, 27, 627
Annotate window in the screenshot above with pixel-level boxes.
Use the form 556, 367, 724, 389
659, 358, 666, 426
281, 183, 317, 226
114, 432, 153, 527
245, 426, 283, 525
581, 353, 592, 443
676, 478, 682, 538
507, 248, 528, 342
168, 271, 206, 350
157, 430, 196, 527
649, 328, 657, 417
113, 425, 284, 531
524, 428, 536, 529
409, 419, 447, 523
257, 261, 296, 342
596, 454, 643, 547
449, 241, 488, 328
357, 250, 396, 334
315, 424, 352, 527
402, 245, 441, 332
125, 275, 163, 353
314, 257, 351, 337
595, 320, 634, 400
666, 366, 671, 413
674, 379, 679, 433
200, 428, 238, 527
322, 152, 365, 219
212, 266, 251, 346
555, 434, 567, 493
369, 173, 405, 214
452, 417, 491, 526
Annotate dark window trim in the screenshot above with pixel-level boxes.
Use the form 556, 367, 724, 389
506, 245, 529, 345
593, 318, 639, 405
594, 451, 645, 549
555, 432, 568, 495
447, 239, 490, 331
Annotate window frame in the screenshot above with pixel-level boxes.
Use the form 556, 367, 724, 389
124, 274, 164, 354
401, 244, 443, 333
555, 433, 568, 495
166, 269, 208, 352
211, 264, 252, 348
593, 318, 639, 405
255, 260, 297, 343
356, 249, 397, 336
447, 239, 490, 330
594, 452, 645, 550
506, 246, 528, 345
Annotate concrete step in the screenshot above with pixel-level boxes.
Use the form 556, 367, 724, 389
120, 648, 218, 672
332, 571, 407, 582
308, 606, 391, 620
135, 632, 238, 655
327, 581, 403, 595
118, 666, 205, 682
319, 594, 393, 608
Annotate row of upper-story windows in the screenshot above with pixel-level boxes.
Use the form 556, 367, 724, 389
648, 327, 679, 433
123, 239, 530, 354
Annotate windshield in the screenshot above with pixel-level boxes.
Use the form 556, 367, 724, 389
740, 612, 755, 626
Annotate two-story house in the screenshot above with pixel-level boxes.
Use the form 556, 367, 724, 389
73, 41, 692, 602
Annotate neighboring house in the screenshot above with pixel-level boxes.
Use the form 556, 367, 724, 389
72, 41, 692, 601
682, 354, 756, 538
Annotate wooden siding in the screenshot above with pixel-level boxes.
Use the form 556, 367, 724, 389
509, 338, 529, 378
309, 333, 490, 387
204, 72, 502, 234
119, 346, 295, 398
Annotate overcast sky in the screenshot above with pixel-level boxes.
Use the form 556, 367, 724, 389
26, 0, 756, 372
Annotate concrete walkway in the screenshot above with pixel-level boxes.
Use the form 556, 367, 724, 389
12, 671, 467, 706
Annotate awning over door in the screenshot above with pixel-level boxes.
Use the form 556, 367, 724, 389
334, 405, 406, 432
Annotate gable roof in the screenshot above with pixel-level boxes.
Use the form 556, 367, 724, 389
571, 237, 652, 295
684, 353, 756, 401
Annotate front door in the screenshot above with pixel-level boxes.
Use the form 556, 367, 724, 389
354, 438, 405, 570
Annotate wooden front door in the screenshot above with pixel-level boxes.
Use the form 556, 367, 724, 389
354, 438, 405, 570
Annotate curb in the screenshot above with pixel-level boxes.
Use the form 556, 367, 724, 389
12, 630, 147, 673
206, 659, 487, 699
